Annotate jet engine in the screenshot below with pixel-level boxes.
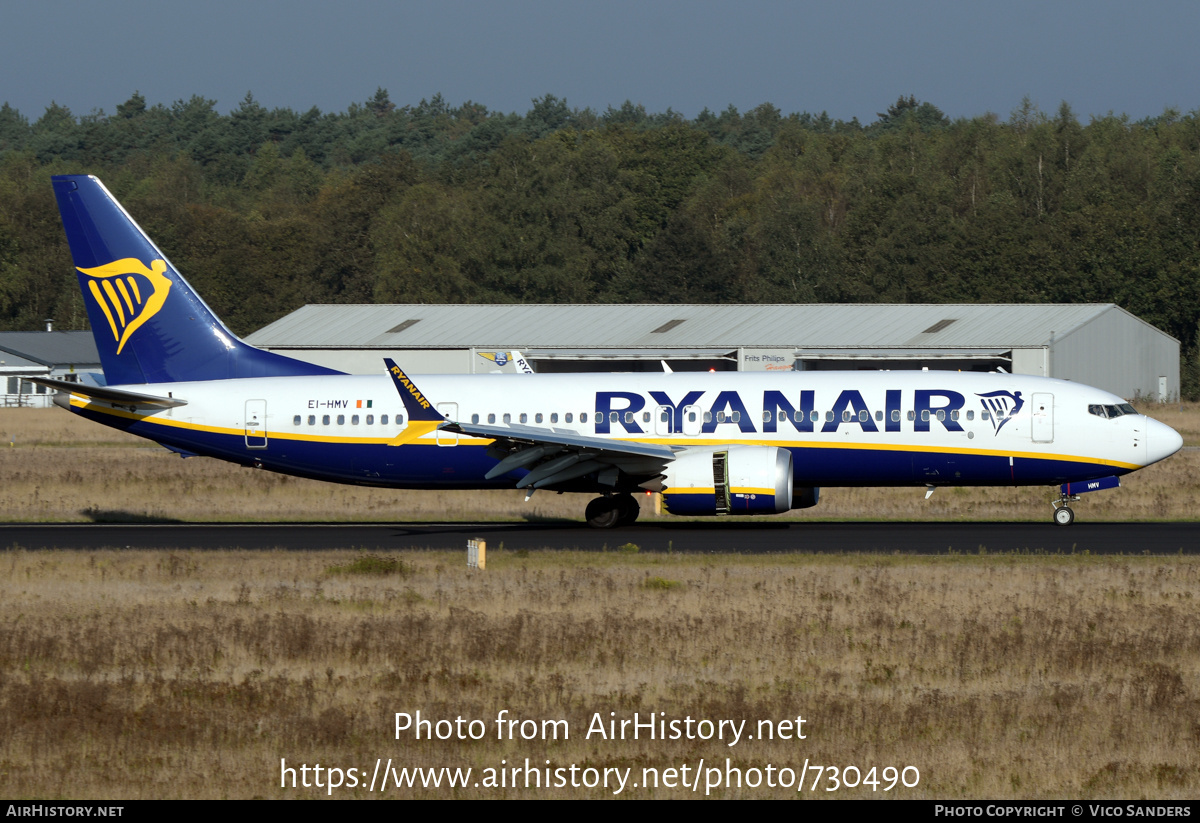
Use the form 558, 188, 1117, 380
658, 446, 794, 516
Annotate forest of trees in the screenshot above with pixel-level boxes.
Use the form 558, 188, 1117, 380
1, 90, 1198, 396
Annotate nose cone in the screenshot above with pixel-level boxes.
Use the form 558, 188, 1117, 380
1145, 417, 1184, 465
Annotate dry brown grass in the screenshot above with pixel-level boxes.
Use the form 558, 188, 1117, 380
1, 405, 1196, 524
0, 549, 1196, 799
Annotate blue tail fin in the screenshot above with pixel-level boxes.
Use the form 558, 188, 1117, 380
52, 175, 342, 384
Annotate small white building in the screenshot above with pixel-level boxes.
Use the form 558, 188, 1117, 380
246, 303, 1180, 401
0, 331, 101, 408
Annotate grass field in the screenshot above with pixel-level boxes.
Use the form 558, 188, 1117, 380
1, 404, 1197, 524
0, 549, 1197, 799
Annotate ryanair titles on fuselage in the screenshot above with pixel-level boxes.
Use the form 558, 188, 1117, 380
295, 385, 1025, 438
590, 387, 1004, 435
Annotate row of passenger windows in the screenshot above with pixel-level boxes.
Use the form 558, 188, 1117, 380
1088, 403, 1137, 419
282, 405, 1134, 428
469, 408, 1005, 425
292, 413, 406, 427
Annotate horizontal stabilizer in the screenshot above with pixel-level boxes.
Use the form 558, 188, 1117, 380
20, 375, 186, 410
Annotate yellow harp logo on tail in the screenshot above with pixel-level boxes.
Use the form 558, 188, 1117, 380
77, 258, 172, 354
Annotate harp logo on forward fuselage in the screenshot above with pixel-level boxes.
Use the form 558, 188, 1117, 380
78, 258, 172, 354
977, 390, 1024, 435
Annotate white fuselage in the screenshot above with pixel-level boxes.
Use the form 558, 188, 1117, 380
67, 369, 1181, 491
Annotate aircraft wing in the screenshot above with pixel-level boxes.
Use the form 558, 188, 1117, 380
443, 419, 677, 490
383, 357, 673, 491
18, 375, 187, 410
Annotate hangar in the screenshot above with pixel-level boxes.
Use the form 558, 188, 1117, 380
1, 330, 100, 408
247, 303, 1179, 401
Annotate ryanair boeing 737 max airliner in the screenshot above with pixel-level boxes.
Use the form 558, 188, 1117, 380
26, 176, 1183, 527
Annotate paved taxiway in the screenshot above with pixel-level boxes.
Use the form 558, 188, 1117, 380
1, 522, 1196, 554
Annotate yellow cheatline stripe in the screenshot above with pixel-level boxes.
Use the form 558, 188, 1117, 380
67, 398, 1138, 469
663, 487, 775, 496
68, 396, 492, 447
386, 420, 443, 446
101, 279, 125, 325
88, 280, 119, 341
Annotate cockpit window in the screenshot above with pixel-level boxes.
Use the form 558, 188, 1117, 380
1088, 403, 1139, 419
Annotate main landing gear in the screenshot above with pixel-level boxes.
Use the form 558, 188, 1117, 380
585, 494, 640, 529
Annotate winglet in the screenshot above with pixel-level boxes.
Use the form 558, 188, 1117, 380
384, 359, 445, 422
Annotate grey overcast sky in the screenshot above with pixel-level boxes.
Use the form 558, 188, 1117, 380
2, 0, 1196, 124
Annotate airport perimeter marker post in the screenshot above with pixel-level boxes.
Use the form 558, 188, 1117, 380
467, 538, 486, 570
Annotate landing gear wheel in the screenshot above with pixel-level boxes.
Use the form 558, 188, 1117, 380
1051, 488, 1080, 526
616, 494, 640, 526
585, 496, 622, 529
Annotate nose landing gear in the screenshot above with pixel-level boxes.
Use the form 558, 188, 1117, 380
1051, 476, 1122, 526
1052, 487, 1079, 525
1052, 499, 1076, 526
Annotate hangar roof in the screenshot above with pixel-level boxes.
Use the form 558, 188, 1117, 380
0, 331, 100, 367
0, 353, 43, 371
247, 303, 1172, 350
